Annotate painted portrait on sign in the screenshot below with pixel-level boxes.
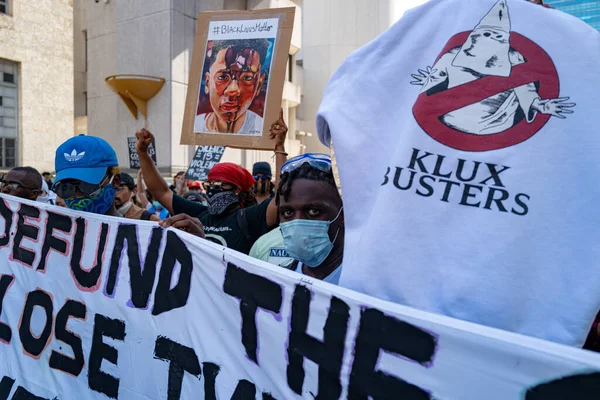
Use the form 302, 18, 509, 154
195, 33, 276, 136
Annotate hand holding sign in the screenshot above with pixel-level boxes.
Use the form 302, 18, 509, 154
270, 108, 288, 149
160, 214, 205, 238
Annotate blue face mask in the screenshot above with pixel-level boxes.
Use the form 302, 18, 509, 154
280, 207, 343, 268
65, 184, 116, 215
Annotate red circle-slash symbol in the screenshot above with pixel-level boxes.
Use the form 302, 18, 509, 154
413, 32, 559, 152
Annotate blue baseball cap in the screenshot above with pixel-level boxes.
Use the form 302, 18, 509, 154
54, 134, 118, 185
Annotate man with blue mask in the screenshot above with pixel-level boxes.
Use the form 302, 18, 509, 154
276, 153, 344, 284
53, 134, 122, 216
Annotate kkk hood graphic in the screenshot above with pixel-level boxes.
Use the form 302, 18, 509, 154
411, 0, 575, 151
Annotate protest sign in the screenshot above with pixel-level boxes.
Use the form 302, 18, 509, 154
181, 8, 295, 149
127, 136, 156, 169
0, 194, 599, 399
185, 145, 226, 181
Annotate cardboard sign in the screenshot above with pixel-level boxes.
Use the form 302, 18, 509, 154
127, 136, 156, 169
185, 145, 226, 181
0, 195, 599, 399
181, 8, 295, 149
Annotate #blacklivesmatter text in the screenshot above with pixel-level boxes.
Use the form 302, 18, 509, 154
214, 21, 274, 36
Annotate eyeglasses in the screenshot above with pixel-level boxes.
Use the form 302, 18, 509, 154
253, 175, 270, 181
202, 181, 235, 191
53, 175, 112, 199
281, 153, 332, 174
0, 181, 37, 191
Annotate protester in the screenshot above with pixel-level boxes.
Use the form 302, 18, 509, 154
169, 171, 185, 193
188, 181, 202, 192
115, 173, 159, 221
249, 226, 292, 266
183, 191, 207, 206
52, 135, 121, 216
0, 166, 42, 200
139, 110, 289, 254
275, 154, 344, 283
37, 178, 57, 205
252, 161, 274, 204
42, 171, 53, 188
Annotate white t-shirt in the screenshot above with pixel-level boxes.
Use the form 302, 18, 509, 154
295, 262, 342, 285
317, 0, 600, 347
194, 110, 263, 136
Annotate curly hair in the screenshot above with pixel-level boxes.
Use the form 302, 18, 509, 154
239, 190, 257, 208
209, 39, 270, 67
276, 163, 340, 207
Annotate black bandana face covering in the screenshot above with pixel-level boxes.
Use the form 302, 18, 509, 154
207, 191, 239, 215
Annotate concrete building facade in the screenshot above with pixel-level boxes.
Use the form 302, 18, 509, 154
77, 0, 429, 176
0, 0, 427, 175
0, 0, 74, 172
76, 0, 303, 177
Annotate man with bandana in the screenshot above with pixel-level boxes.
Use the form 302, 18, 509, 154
137, 111, 288, 254
194, 39, 269, 135
52, 135, 122, 216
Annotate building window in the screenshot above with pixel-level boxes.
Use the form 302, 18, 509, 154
84, 30, 88, 72
287, 54, 293, 82
0, 59, 18, 168
0, 0, 8, 15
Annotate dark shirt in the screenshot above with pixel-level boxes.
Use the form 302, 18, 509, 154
172, 194, 271, 254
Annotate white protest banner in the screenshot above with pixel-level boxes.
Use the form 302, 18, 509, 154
0, 194, 598, 399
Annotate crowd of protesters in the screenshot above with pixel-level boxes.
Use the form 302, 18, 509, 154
0, 0, 596, 353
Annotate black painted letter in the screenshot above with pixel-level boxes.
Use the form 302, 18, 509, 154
88, 314, 126, 399
49, 300, 87, 377
223, 262, 283, 364
106, 224, 163, 308
154, 336, 201, 400
18, 290, 53, 358
348, 308, 437, 400
287, 285, 349, 399
152, 231, 193, 316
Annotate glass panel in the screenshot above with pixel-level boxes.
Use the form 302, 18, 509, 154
3, 117, 14, 128
0, 5, 6, 14
3, 73, 14, 84
5, 138, 15, 167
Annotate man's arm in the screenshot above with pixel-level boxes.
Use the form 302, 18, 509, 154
266, 109, 288, 229
137, 170, 150, 208
135, 128, 175, 215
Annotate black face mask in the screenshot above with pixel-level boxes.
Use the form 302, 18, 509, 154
206, 191, 239, 215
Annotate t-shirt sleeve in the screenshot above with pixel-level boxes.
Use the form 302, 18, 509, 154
244, 200, 271, 241
172, 194, 208, 217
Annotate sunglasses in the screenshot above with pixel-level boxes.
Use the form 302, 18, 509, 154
0, 181, 38, 191
202, 181, 235, 191
53, 175, 113, 199
281, 153, 332, 174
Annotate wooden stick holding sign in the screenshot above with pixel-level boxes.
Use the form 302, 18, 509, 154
181, 8, 295, 150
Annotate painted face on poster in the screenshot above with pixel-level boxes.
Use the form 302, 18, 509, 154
194, 19, 279, 136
